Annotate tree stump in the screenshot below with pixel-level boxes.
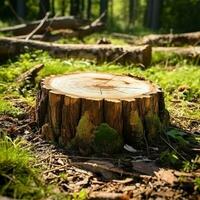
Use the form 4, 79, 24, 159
36, 73, 169, 153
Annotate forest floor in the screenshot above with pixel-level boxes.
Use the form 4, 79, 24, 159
0, 36, 200, 199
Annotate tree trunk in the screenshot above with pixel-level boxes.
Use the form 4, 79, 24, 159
36, 73, 168, 152
39, 0, 50, 19
16, 0, 26, 18
0, 37, 152, 66
87, 0, 92, 19
51, 0, 55, 16
70, 0, 80, 17
129, 0, 137, 26
100, 0, 108, 22
0, 16, 89, 36
145, 0, 163, 30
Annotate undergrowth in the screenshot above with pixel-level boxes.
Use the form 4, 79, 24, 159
0, 136, 45, 199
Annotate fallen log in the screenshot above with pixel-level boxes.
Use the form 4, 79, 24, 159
36, 72, 169, 152
153, 46, 200, 62
140, 32, 200, 46
0, 16, 89, 36
0, 37, 152, 66
15, 19, 104, 42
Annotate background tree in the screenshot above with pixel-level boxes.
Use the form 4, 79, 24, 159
100, 0, 108, 22
144, 0, 163, 30
70, 0, 80, 17
39, 0, 50, 18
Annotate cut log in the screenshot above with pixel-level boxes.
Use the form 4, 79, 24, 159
0, 16, 89, 36
153, 46, 200, 63
140, 32, 200, 46
0, 37, 152, 66
36, 73, 169, 153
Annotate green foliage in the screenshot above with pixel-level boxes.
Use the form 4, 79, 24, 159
183, 155, 200, 173
72, 189, 88, 200
0, 136, 45, 199
0, 97, 24, 117
194, 178, 200, 192
161, 0, 200, 32
166, 129, 189, 147
160, 150, 182, 168
93, 123, 123, 154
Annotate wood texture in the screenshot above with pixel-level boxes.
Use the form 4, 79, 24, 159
0, 37, 152, 66
36, 73, 169, 149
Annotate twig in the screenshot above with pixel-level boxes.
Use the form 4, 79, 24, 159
106, 52, 128, 65
160, 135, 187, 161
25, 12, 50, 41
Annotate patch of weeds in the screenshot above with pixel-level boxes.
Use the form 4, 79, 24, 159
160, 150, 182, 168
0, 97, 24, 117
72, 189, 88, 200
183, 155, 200, 173
194, 178, 200, 192
0, 136, 45, 199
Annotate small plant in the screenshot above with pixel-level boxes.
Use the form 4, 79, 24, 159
160, 150, 182, 168
194, 178, 200, 192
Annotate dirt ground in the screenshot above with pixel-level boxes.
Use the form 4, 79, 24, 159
0, 98, 199, 200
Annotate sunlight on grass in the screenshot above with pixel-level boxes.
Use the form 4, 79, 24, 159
0, 51, 199, 121
0, 136, 45, 199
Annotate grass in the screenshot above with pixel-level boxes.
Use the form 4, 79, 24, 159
0, 49, 199, 199
0, 136, 45, 199
0, 50, 199, 119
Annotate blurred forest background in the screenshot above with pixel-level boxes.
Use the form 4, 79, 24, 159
0, 0, 200, 34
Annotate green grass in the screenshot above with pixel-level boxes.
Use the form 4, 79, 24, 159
0, 97, 24, 117
0, 49, 199, 200
0, 136, 45, 199
0, 50, 199, 120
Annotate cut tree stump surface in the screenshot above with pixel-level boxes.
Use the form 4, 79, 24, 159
36, 73, 169, 152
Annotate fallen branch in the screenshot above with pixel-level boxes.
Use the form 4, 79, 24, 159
0, 37, 152, 66
25, 13, 50, 41
0, 16, 89, 36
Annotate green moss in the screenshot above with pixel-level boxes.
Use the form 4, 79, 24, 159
144, 111, 162, 142
74, 112, 95, 150
93, 123, 123, 154
129, 110, 144, 145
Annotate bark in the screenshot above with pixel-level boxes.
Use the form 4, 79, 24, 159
140, 31, 200, 46
0, 37, 152, 66
70, 0, 80, 17
87, 0, 92, 19
16, 0, 26, 18
0, 16, 89, 36
36, 73, 168, 150
100, 0, 108, 22
144, 0, 163, 30
39, 0, 50, 19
